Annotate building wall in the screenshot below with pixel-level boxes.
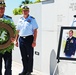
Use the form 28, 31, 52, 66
12, 15, 22, 64
41, 0, 76, 75
41, 1, 57, 75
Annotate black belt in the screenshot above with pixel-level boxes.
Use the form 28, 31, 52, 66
20, 35, 33, 39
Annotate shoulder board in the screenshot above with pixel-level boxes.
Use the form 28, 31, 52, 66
6, 15, 12, 19
30, 16, 35, 19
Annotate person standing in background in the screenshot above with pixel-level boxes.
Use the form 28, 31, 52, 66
15, 5, 38, 75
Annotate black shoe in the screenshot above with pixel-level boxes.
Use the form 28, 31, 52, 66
26, 72, 31, 75
19, 71, 27, 75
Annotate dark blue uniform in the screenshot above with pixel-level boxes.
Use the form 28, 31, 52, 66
19, 35, 34, 73
64, 37, 76, 57
0, 15, 13, 75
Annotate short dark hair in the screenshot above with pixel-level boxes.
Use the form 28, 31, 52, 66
69, 30, 73, 33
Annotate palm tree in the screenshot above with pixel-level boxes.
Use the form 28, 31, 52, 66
34, 0, 41, 3
25, 0, 30, 4
22, 1, 25, 5
19, 5, 22, 8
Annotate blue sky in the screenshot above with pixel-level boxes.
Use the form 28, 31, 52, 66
5, 0, 35, 16
5, 0, 22, 16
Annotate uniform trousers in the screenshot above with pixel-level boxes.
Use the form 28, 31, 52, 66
19, 35, 34, 73
0, 51, 12, 75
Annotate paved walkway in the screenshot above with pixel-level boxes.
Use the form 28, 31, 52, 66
2, 61, 42, 75
2, 60, 76, 75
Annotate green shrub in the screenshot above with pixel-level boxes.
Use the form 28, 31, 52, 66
13, 8, 22, 15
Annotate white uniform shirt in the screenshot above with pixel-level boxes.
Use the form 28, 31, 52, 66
16, 15, 38, 36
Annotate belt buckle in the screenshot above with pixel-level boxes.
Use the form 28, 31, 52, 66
23, 36, 26, 38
